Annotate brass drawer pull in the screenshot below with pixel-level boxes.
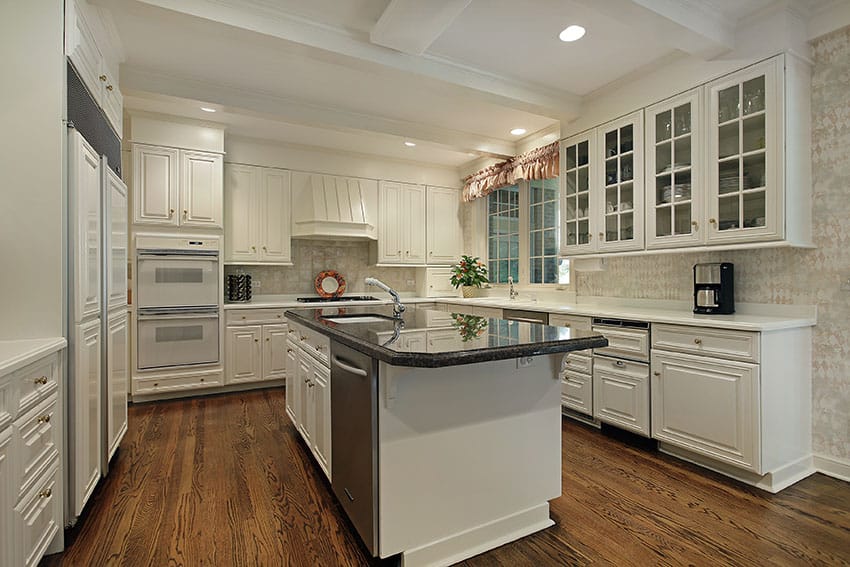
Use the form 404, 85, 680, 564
653, 371, 661, 377
38, 488, 52, 499
37, 415, 51, 424
694, 338, 702, 345
33, 376, 48, 385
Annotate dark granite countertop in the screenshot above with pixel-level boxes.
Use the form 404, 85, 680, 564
285, 304, 607, 368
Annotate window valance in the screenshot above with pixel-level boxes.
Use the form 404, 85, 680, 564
462, 141, 560, 202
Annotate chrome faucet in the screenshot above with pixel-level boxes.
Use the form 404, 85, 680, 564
365, 277, 406, 319
508, 276, 519, 300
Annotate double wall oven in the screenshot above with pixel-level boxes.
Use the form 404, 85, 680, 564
135, 235, 220, 370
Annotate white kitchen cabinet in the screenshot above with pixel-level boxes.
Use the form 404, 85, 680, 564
472, 306, 502, 318
224, 164, 291, 264
560, 132, 597, 255
285, 337, 300, 424
597, 111, 644, 252
298, 356, 313, 444
105, 167, 128, 311
225, 326, 262, 384
132, 145, 223, 228
651, 350, 759, 472
0, 427, 9, 567
426, 186, 462, 264
69, 131, 101, 324
106, 311, 128, 462
72, 318, 101, 517
378, 181, 426, 264
132, 144, 179, 226
593, 356, 650, 436
13, 458, 60, 567
100, 66, 123, 139
560, 369, 593, 416
645, 89, 704, 249
311, 362, 331, 478
180, 151, 223, 228
262, 324, 288, 380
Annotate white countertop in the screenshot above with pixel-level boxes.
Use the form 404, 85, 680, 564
0, 337, 67, 376
224, 294, 815, 332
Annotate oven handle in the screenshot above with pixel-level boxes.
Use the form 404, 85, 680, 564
137, 311, 219, 321
137, 249, 219, 258
137, 254, 219, 262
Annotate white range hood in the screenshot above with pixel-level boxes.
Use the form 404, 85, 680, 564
290, 171, 378, 240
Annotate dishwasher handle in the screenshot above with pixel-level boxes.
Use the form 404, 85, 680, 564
507, 316, 545, 324
332, 355, 368, 377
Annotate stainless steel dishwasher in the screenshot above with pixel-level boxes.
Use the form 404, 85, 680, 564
330, 341, 379, 555
501, 308, 549, 325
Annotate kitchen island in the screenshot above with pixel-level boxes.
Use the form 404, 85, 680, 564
285, 304, 606, 567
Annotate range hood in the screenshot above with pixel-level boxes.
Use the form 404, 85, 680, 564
291, 172, 378, 240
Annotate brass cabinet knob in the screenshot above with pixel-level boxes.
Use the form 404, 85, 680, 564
254, 338, 259, 343
276, 314, 281, 318
691, 220, 699, 230
303, 378, 309, 384
599, 232, 604, 239
106, 84, 114, 91
38, 488, 52, 499
308, 382, 315, 388
397, 250, 401, 255
251, 246, 256, 251
34, 376, 48, 385
287, 349, 293, 354
587, 233, 593, 241
709, 218, 717, 225
653, 371, 661, 377
301, 336, 307, 341
200, 378, 205, 382
99, 75, 107, 82
262, 246, 267, 251
183, 209, 188, 217
154, 382, 159, 387
37, 415, 51, 424
169, 208, 175, 217
266, 337, 270, 342
694, 338, 702, 345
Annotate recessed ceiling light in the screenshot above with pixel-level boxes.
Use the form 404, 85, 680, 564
200, 107, 217, 113
559, 25, 586, 42
404, 141, 416, 147
510, 128, 527, 136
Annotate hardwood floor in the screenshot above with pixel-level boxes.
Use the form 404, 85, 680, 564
44, 389, 850, 566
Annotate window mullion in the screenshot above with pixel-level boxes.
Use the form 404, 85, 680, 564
519, 180, 530, 285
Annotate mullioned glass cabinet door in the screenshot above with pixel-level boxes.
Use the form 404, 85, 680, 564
707, 58, 781, 243
645, 89, 703, 249
559, 132, 597, 255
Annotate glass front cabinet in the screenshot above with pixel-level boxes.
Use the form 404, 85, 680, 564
559, 132, 596, 255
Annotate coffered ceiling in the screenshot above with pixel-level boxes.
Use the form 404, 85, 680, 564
95, 0, 845, 167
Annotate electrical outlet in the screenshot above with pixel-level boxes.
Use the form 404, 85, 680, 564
841, 275, 850, 292
253, 279, 262, 289
516, 356, 536, 368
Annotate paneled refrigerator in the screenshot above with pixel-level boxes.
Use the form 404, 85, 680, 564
66, 128, 129, 522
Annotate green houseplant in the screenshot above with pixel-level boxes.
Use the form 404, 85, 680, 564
450, 255, 489, 298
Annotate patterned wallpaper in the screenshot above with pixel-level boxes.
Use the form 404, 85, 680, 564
225, 239, 418, 296
577, 27, 850, 461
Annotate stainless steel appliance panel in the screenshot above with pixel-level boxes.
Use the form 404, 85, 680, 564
330, 342, 378, 555
502, 308, 549, 325
137, 309, 220, 369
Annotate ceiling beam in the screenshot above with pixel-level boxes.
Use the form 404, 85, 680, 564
370, 0, 471, 55
106, 0, 580, 122
575, 0, 735, 59
120, 66, 518, 157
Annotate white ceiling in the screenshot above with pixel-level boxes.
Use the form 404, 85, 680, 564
98, 0, 840, 168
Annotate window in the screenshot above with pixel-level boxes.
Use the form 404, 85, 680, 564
487, 181, 569, 285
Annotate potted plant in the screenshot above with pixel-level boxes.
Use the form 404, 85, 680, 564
450, 254, 489, 298
451, 313, 489, 342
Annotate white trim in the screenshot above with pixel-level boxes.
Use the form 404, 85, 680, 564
814, 453, 850, 483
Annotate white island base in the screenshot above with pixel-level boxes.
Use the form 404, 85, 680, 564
376, 355, 563, 566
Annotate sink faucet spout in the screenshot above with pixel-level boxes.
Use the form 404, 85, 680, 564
365, 277, 405, 318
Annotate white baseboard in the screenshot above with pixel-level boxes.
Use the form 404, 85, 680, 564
814, 453, 850, 483
130, 379, 285, 403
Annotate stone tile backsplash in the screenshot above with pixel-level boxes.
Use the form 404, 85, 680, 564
225, 239, 418, 296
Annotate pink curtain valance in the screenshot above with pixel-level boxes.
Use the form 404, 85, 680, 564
462, 141, 559, 202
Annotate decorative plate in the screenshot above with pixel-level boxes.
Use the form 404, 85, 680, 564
315, 270, 346, 298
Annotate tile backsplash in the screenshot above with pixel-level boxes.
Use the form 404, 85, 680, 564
577, 27, 850, 461
225, 239, 418, 296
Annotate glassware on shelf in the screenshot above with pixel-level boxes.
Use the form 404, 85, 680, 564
718, 85, 739, 123
674, 103, 691, 136
742, 75, 765, 115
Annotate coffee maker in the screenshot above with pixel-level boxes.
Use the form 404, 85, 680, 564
693, 262, 734, 314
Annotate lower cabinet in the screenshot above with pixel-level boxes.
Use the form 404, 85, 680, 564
651, 350, 760, 472
72, 319, 101, 517
225, 322, 289, 384
0, 427, 10, 567
560, 365, 593, 416
285, 337, 299, 425
106, 311, 129, 463
593, 355, 650, 436
13, 458, 60, 567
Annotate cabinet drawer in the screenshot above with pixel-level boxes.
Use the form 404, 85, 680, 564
295, 326, 330, 366
13, 393, 59, 503
592, 326, 649, 362
472, 306, 503, 318
593, 357, 650, 436
133, 369, 222, 395
652, 323, 759, 363
561, 353, 592, 375
226, 308, 288, 326
14, 455, 60, 567
549, 314, 592, 332
15, 354, 60, 417
424, 310, 456, 328
561, 371, 592, 416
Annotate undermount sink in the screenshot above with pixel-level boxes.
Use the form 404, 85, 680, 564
321, 314, 396, 324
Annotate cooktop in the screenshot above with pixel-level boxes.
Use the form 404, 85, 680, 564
296, 296, 379, 303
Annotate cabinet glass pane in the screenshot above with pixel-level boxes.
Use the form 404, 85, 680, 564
674, 204, 691, 234
606, 187, 618, 213
605, 214, 617, 241
718, 195, 740, 230
564, 197, 577, 221
577, 141, 589, 166
674, 136, 691, 168
620, 125, 633, 153
657, 174, 672, 204
578, 220, 589, 244
620, 212, 633, 240
577, 193, 589, 218
566, 145, 577, 169
673, 170, 691, 202
743, 153, 766, 189
656, 110, 672, 142
565, 171, 576, 195
578, 167, 589, 191
656, 206, 672, 237
621, 183, 633, 211
742, 75, 765, 115
718, 85, 740, 123
719, 159, 740, 195
605, 159, 617, 186
743, 114, 766, 153
621, 154, 633, 182
743, 191, 766, 227
674, 103, 691, 135
565, 221, 578, 246
656, 142, 672, 173
719, 123, 739, 159
605, 131, 618, 158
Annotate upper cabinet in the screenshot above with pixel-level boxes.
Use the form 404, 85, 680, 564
65, 0, 122, 137
132, 144, 223, 229
560, 54, 812, 257
377, 181, 426, 265
426, 186, 462, 264
224, 164, 292, 264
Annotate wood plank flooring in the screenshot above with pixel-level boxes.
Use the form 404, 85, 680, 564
44, 389, 850, 566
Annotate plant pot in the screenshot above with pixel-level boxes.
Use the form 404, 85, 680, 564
461, 285, 476, 298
